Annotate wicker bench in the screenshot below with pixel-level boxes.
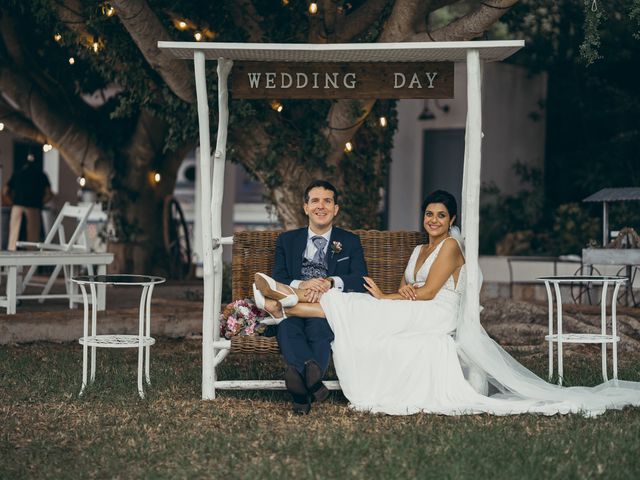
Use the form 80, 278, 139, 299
228, 229, 425, 354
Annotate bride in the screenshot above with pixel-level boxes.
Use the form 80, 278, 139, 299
255, 190, 640, 415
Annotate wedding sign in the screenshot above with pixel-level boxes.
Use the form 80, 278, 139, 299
232, 61, 454, 99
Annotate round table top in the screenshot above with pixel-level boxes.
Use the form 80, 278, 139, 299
538, 275, 627, 283
71, 274, 166, 286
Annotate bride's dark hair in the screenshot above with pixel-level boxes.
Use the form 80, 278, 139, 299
421, 190, 458, 226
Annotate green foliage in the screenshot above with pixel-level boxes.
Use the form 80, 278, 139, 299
480, 162, 546, 255
580, 0, 605, 64
480, 162, 603, 256
500, 0, 640, 251
551, 203, 600, 254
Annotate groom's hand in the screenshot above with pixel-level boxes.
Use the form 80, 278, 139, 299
300, 278, 331, 303
299, 278, 331, 292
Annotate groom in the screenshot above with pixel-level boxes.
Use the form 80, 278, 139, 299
273, 180, 368, 414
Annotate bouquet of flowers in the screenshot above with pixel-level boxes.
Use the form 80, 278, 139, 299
219, 299, 269, 339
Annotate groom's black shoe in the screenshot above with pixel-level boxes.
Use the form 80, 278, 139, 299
304, 360, 330, 403
285, 365, 311, 415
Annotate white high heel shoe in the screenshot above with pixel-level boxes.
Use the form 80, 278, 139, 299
254, 272, 299, 308
253, 283, 286, 325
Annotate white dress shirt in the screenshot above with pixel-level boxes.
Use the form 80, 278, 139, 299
290, 227, 344, 291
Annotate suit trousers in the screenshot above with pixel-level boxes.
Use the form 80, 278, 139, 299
277, 316, 334, 375
8, 205, 41, 251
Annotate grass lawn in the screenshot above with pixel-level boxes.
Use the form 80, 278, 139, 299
2, 340, 640, 479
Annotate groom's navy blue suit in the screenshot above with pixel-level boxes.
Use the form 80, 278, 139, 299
273, 227, 368, 374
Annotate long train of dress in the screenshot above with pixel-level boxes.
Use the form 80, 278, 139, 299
320, 238, 640, 415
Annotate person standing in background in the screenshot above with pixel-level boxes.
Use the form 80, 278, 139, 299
2, 153, 54, 250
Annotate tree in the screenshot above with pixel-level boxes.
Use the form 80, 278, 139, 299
0, 0, 519, 273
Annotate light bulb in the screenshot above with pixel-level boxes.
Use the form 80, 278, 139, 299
0, 122, 4, 131
194, 31, 202, 41
154, 172, 161, 183
43, 144, 53, 152
78, 176, 87, 188
178, 20, 187, 30
92, 42, 100, 53
54, 33, 62, 42
309, 2, 318, 15
282, 0, 289, 5
270, 100, 283, 112
68, 57, 75, 65
102, 4, 115, 16
344, 141, 353, 153
379, 116, 387, 127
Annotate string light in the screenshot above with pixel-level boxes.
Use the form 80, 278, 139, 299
148, 171, 162, 185
0, 122, 4, 131
54, 33, 62, 42
282, 0, 289, 5
178, 20, 188, 30
309, 2, 318, 15
379, 116, 387, 127
344, 141, 353, 153
92, 41, 100, 53
43, 144, 53, 152
101, 3, 116, 16
270, 100, 283, 112
194, 31, 203, 41
68, 57, 75, 65
78, 175, 87, 188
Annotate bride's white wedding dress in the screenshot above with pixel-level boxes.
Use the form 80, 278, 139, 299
320, 238, 640, 416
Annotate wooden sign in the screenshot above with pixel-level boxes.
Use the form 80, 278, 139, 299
231, 62, 454, 99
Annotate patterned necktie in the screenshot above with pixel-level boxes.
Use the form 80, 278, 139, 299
311, 235, 328, 265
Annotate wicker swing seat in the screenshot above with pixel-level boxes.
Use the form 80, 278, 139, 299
228, 229, 425, 354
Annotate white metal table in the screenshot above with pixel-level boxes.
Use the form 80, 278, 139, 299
0, 251, 113, 314
72, 274, 166, 398
539, 275, 627, 385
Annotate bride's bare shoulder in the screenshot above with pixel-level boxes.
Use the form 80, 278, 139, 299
441, 237, 464, 258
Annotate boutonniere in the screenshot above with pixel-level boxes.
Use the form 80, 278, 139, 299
331, 241, 343, 255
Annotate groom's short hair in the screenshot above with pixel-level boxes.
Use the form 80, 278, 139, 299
304, 180, 339, 204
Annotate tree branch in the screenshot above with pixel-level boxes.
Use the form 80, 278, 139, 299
0, 9, 78, 113
51, 0, 92, 39
228, 0, 265, 42
410, 0, 520, 41
379, 0, 425, 42
0, 66, 110, 189
110, 0, 195, 103
336, 0, 390, 42
0, 97, 47, 143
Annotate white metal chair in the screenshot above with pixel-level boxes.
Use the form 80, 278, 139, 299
17, 202, 95, 306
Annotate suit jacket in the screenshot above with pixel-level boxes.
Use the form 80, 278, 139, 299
272, 227, 368, 293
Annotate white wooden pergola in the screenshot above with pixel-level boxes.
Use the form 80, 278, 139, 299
158, 40, 524, 400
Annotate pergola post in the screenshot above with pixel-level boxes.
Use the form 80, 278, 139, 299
602, 201, 609, 246
209, 58, 233, 399
194, 52, 233, 399
193, 51, 215, 399
462, 49, 482, 328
